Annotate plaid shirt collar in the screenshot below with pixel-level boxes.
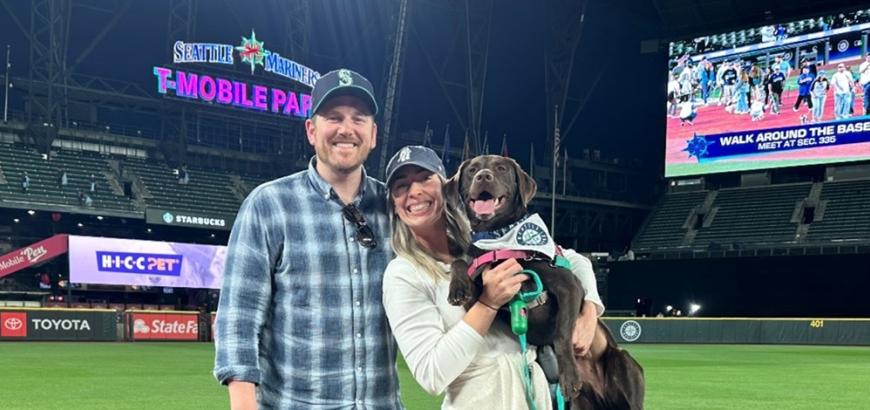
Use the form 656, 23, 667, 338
306, 156, 369, 203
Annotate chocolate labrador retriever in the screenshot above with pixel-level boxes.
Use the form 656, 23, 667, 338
445, 154, 644, 409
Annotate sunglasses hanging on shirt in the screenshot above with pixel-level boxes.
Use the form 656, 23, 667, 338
342, 204, 378, 249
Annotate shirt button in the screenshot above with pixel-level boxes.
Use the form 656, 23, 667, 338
355, 300, 361, 306
357, 366, 363, 372
357, 400, 363, 405
349, 236, 355, 242
324, 194, 329, 200
352, 268, 358, 274
356, 332, 362, 338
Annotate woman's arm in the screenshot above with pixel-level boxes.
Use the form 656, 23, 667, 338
382, 258, 525, 395
561, 249, 605, 356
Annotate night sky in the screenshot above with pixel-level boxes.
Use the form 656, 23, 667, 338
2, 1, 667, 175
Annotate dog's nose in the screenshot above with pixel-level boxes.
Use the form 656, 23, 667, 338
475, 170, 494, 182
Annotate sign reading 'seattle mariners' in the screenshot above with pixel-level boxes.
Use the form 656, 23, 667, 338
145, 208, 235, 231
153, 29, 319, 118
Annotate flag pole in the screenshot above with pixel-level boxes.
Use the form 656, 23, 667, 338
551, 105, 559, 236
529, 142, 535, 179
3, 45, 10, 124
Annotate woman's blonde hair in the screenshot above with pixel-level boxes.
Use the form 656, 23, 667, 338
389, 177, 471, 282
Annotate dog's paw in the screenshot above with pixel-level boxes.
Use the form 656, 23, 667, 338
447, 278, 472, 306
559, 369, 583, 399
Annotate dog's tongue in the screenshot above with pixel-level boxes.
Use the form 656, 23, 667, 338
472, 199, 497, 215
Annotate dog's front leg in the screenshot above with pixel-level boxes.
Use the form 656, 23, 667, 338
552, 279, 584, 399
447, 259, 475, 306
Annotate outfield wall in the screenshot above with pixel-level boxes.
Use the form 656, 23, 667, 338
0, 308, 212, 342
604, 317, 870, 346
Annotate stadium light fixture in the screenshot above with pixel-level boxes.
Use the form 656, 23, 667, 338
27, 210, 35, 215
690, 303, 701, 315
13, 218, 19, 223
210, 233, 215, 238
147, 228, 152, 233
665, 305, 673, 312
96, 215, 104, 220
77, 222, 84, 228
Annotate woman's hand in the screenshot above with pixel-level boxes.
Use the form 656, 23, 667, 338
479, 258, 527, 308
572, 301, 598, 357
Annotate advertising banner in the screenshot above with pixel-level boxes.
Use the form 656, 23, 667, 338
128, 312, 199, 341
68, 235, 225, 289
0, 235, 68, 279
0, 308, 117, 341
145, 208, 235, 231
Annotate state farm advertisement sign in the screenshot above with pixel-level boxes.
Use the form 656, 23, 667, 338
130, 312, 198, 341
0, 309, 117, 341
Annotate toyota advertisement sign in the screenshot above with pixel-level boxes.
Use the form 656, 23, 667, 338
0, 309, 117, 341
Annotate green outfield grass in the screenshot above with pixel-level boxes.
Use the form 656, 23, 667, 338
0, 342, 868, 409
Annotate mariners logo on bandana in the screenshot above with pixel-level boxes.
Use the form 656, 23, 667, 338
338, 69, 353, 86
517, 222, 548, 246
474, 213, 557, 259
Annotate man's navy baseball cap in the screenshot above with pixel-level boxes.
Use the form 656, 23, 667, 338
385, 145, 446, 189
310, 69, 378, 117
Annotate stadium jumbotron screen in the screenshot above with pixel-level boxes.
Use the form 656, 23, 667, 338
665, 10, 870, 177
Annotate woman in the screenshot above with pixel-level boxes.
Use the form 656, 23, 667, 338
735, 71, 751, 114
381, 145, 605, 409
809, 72, 829, 123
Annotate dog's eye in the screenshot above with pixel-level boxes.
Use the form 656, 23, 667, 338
496, 165, 507, 172
466, 167, 478, 175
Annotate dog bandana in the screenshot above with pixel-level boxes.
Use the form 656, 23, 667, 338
473, 213, 558, 260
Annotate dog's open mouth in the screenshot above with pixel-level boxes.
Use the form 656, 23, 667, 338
469, 191, 506, 218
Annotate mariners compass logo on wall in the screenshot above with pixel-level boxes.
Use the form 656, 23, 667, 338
619, 320, 642, 342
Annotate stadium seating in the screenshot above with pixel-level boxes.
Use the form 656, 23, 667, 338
0, 143, 277, 215
0, 143, 135, 212
631, 190, 708, 250
693, 183, 811, 247
123, 157, 243, 214
632, 179, 870, 253
806, 180, 870, 242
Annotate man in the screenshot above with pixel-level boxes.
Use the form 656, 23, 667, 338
860, 54, 870, 115
214, 69, 402, 409
767, 65, 786, 114
831, 63, 853, 120
721, 62, 738, 106
21, 171, 30, 192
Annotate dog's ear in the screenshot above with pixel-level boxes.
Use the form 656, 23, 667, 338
444, 159, 470, 210
510, 158, 537, 207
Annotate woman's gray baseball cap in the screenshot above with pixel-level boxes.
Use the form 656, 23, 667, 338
385, 145, 446, 189
310, 69, 379, 117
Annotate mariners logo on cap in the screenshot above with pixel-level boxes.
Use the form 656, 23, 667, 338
338, 69, 353, 86
397, 147, 412, 163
